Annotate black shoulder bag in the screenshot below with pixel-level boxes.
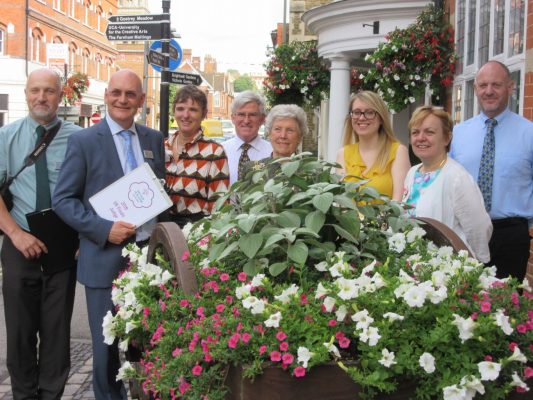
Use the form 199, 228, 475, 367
0, 121, 62, 216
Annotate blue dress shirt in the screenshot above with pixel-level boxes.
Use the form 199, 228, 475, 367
0, 116, 81, 230
451, 109, 533, 225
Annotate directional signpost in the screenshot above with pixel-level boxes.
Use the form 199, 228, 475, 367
149, 39, 182, 72
170, 71, 202, 86
105, 14, 168, 41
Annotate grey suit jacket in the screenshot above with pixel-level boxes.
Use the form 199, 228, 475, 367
52, 119, 165, 288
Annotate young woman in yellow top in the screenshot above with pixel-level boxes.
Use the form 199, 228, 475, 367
336, 91, 410, 201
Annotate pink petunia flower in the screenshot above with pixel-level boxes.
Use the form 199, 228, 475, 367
238, 272, 247, 282
172, 347, 182, 357
220, 273, 230, 281
242, 332, 252, 343
524, 367, 533, 378
215, 304, 225, 313
480, 301, 491, 313
279, 342, 289, 351
181, 251, 190, 261
276, 331, 287, 341
328, 320, 337, 327
270, 351, 282, 362
339, 337, 351, 349
281, 353, 294, 365
517, 324, 527, 334
294, 366, 306, 378
259, 345, 267, 355
191, 365, 202, 376
509, 342, 518, 352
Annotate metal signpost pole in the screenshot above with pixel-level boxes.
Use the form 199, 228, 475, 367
160, 0, 171, 138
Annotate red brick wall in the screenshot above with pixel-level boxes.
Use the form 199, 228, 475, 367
1, 0, 118, 79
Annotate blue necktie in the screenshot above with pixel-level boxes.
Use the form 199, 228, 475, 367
35, 125, 51, 210
119, 130, 138, 173
477, 118, 497, 212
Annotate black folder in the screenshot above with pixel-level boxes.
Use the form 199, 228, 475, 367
26, 208, 79, 275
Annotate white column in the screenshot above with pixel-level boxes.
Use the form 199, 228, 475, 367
326, 54, 351, 162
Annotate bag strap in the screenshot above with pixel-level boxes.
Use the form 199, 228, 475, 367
2, 121, 63, 189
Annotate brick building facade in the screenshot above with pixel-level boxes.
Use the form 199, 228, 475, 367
443, 0, 533, 285
0, 0, 119, 127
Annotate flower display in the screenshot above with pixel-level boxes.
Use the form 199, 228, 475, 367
360, 4, 455, 112
62, 72, 90, 105
263, 40, 330, 108
106, 155, 532, 399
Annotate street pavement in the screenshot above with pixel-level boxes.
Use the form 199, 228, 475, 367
0, 236, 96, 399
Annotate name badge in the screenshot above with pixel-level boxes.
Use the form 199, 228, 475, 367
143, 150, 154, 159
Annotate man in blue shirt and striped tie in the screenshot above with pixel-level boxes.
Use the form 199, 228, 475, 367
451, 60, 533, 282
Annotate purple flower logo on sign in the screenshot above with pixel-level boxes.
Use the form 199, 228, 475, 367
128, 182, 154, 208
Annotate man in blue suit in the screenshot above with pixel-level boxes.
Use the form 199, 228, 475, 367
53, 69, 165, 399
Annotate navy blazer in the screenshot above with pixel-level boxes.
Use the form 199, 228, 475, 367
52, 119, 165, 288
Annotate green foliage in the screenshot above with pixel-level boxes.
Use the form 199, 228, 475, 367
107, 155, 533, 400
361, 4, 456, 112
233, 74, 256, 93
263, 41, 330, 108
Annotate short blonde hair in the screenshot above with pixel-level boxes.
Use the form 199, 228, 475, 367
342, 91, 397, 172
408, 106, 453, 152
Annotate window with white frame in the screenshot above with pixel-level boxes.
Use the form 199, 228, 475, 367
96, 6, 103, 32
82, 48, 89, 74
214, 92, 220, 108
84, 0, 90, 26
453, 0, 526, 121
0, 29, 4, 55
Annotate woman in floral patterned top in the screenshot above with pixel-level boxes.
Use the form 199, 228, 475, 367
165, 85, 229, 227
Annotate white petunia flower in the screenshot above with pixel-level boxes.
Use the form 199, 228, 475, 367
297, 346, 314, 368
419, 352, 435, 373
477, 361, 501, 381
264, 311, 282, 328
406, 227, 426, 243
510, 372, 529, 391
118, 338, 129, 352
315, 282, 329, 299
336, 277, 358, 300
251, 274, 266, 288
274, 284, 299, 304
428, 286, 448, 304
359, 326, 380, 346
125, 321, 137, 334
181, 222, 193, 238
521, 277, 532, 292
452, 314, 476, 343
378, 348, 396, 367
314, 261, 328, 272
442, 385, 467, 400
507, 346, 527, 363
388, 232, 406, 253
351, 309, 374, 330
383, 312, 404, 322
116, 361, 133, 381
335, 305, 348, 321
235, 284, 252, 299
403, 285, 426, 308
323, 342, 341, 358
460, 375, 485, 396
102, 311, 116, 345
493, 309, 513, 335
323, 296, 336, 313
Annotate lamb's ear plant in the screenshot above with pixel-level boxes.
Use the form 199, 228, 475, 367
107, 154, 532, 400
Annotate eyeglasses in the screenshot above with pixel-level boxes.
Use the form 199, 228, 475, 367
233, 112, 261, 120
349, 110, 377, 120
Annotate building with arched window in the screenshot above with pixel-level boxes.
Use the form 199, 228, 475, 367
0, 0, 118, 127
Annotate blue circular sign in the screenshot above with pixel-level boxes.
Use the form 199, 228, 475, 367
149, 38, 182, 72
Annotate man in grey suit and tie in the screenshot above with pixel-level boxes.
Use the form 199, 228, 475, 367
53, 69, 165, 399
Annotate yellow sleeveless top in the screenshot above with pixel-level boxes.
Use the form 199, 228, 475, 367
343, 141, 399, 198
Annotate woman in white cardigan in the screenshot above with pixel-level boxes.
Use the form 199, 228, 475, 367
402, 106, 492, 262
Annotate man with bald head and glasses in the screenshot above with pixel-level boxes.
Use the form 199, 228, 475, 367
222, 91, 272, 185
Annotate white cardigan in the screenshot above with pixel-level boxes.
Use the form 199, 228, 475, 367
402, 157, 493, 262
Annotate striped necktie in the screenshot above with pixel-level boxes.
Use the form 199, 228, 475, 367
477, 118, 497, 212
119, 130, 138, 173
35, 125, 51, 210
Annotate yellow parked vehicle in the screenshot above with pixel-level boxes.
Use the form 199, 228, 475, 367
201, 119, 223, 140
